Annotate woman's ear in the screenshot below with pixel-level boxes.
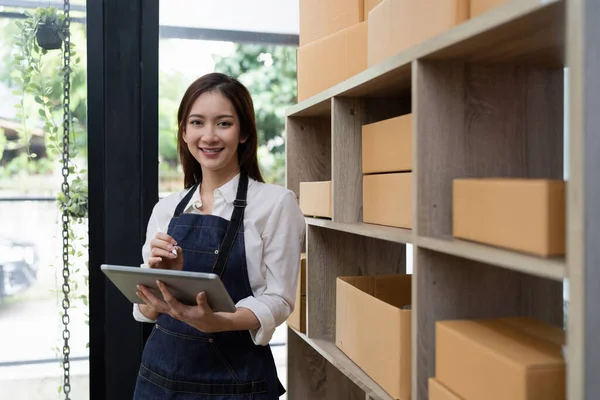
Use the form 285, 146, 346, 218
181, 127, 188, 143
239, 134, 248, 144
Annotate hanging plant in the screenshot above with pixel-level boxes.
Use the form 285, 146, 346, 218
12, 6, 87, 217
35, 7, 66, 50
11, 6, 87, 396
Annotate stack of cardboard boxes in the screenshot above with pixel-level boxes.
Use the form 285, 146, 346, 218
297, 0, 375, 101
297, 0, 512, 102
361, 114, 412, 229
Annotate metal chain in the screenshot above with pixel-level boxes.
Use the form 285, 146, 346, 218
61, 0, 72, 398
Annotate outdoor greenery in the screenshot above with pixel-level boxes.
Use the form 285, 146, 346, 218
0, 7, 296, 309
158, 43, 297, 188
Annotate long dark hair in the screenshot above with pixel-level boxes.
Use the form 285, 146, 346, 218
177, 72, 264, 188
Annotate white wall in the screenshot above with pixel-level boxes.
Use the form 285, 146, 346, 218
159, 0, 299, 35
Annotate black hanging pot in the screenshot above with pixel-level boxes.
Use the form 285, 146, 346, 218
36, 21, 63, 50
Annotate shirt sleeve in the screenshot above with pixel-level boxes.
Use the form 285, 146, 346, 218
236, 190, 306, 346
132, 198, 170, 324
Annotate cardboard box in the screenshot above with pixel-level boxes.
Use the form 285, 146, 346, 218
299, 181, 332, 218
429, 378, 462, 400
363, 172, 412, 228
336, 274, 411, 400
436, 318, 566, 400
470, 0, 509, 18
297, 21, 368, 101
368, 0, 469, 67
364, 0, 384, 15
287, 254, 307, 333
300, 0, 364, 46
362, 114, 412, 174
498, 317, 565, 347
452, 179, 566, 256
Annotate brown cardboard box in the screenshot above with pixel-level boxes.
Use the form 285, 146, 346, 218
436, 319, 566, 400
452, 179, 566, 256
336, 275, 411, 400
368, 0, 469, 67
364, 0, 384, 15
287, 254, 307, 332
429, 378, 462, 400
470, 0, 509, 18
297, 21, 368, 101
299, 181, 332, 218
300, 0, 364, 46
363, 172, 412, 228
362, 114, 412, 174
498, 317, 565, 347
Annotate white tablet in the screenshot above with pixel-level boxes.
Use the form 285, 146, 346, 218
101, 264, 237, 313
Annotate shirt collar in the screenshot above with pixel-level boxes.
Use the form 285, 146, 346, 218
216, 173, 241, 204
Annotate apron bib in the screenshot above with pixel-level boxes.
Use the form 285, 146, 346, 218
133, 173, 284, 399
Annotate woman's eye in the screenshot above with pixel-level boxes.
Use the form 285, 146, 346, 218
190, 120, 203, 126
218, 121, 232, 127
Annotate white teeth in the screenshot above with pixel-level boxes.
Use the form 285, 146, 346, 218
201, 148, 222, 153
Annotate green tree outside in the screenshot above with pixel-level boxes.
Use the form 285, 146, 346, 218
1, 15, 297, 188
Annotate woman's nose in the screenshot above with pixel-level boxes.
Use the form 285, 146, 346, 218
201, 124, 218, 141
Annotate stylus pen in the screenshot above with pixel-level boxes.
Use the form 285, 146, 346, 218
157, 221, 178, 256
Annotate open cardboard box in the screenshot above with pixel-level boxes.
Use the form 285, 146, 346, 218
336, 274, 412, 399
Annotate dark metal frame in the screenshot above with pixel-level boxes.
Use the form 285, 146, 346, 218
87, 0, 158, 398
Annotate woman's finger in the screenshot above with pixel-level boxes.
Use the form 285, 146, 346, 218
155, 232, 177, 245
136, 289, 152, 306
148, 257, 163, 267
138, 284, 169, 312
150, 237, 176, 252
150, 247, 177, 260
156, 281, 188, 320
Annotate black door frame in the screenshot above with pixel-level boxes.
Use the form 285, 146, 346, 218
87, 0, 158, 398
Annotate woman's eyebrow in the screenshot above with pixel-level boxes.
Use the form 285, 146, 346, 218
188, 113, 234, 119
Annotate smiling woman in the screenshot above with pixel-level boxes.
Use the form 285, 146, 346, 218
177, 73, 264, 189
132, 72, 305, 399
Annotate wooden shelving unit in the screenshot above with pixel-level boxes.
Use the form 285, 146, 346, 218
284, 0, 598, 399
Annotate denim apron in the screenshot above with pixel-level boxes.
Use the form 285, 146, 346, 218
133, 173, 284, 399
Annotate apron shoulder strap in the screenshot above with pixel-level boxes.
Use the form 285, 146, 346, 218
212, 172, 249, 277
173, 183, 200, 218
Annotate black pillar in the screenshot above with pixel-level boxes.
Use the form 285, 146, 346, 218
87, 0, 159, 399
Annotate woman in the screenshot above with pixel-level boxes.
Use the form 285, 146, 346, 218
132, 72, 305, 399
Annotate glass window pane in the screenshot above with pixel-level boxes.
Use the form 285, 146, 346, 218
158, 1, 299, 395
0, 2, 89, 398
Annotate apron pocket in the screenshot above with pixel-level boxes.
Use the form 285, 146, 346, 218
138, 363, 268, 397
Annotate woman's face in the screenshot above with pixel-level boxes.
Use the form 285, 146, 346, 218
183, 90, 245, 177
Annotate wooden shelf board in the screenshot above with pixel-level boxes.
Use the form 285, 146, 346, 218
424, 0, 564, 65
305, 218, 413, 244
289, 328, 395, 400
286, 0, 563, 118
416, 236, 566, 281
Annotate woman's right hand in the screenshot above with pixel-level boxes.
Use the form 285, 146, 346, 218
148, 232, 184, 271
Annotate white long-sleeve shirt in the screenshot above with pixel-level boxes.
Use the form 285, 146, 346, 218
132, 173, 306, 346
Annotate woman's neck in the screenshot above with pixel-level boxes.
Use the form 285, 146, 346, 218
200, 167, 240, 194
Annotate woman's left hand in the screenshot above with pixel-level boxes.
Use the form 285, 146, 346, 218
137, 281, 222, 333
